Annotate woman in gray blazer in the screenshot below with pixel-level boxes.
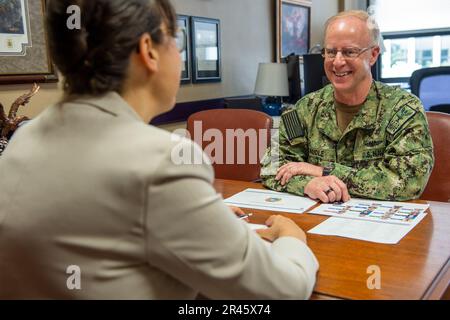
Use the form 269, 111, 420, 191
0, 0, 318, 299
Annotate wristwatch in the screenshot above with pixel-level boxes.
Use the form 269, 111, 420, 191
322, 164, 334, 176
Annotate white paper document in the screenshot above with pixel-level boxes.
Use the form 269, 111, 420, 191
247, 223, 268, 231
307, 198, 429, 244
224, 188, 317, 214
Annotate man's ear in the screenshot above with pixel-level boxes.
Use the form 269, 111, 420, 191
137, 33, 159, 73
370, 45, 380, 66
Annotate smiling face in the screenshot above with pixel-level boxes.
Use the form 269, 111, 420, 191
324, 16, 380, 101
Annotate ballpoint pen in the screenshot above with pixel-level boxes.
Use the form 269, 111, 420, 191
238, 213, 253, 220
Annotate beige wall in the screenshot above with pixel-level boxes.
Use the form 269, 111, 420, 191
0, 0, 338, 126
311, 0, 339, 47
173, 0, 338, 102
159, 0, 339, 133
172, 0, 273, 103
343, 0, 367, 11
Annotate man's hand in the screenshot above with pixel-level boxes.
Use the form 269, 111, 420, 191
304, 175, 351, 203
275, 162, 324, 186
256, 215, 307, 243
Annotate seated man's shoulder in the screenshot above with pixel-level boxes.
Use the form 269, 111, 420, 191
376, 83, 427, 138
288, 84, 334, 115
305, 84, 334, 104
377, 81, 423, 113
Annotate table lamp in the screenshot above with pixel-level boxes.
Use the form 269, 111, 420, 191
254, 62, 289, 116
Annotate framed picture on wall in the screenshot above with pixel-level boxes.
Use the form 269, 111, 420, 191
190, 16, 221, 83
276, 0, 311, 61
177, 15, 191, 84
0, 0, 58, 84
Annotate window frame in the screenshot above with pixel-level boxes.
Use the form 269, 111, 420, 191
377, 28, 450, 83
366, 0, 450, 83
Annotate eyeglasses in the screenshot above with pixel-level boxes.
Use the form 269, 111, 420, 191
175, 28, 186, 53
321, 46, 375, 60
136, 27, 186, 53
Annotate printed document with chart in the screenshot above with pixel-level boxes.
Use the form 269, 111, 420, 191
223, 188, 317, 214
307, 198, 429, 244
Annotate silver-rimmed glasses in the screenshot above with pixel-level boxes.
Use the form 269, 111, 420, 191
321, 46, 376, 60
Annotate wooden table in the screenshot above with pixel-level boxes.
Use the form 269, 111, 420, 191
214, 179, 450, 300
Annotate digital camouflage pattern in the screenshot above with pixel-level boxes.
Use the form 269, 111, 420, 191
261, 81, 434, 201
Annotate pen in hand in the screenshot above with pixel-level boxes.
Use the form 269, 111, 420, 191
238, 213, 253, 220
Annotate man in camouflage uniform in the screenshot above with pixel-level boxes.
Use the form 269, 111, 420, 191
261, 11, 434, 202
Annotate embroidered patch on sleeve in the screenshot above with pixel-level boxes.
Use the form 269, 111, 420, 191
386, 105, 417, 137
282, 109, 304, 141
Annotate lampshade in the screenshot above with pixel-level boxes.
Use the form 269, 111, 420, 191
254, 62, 289, 97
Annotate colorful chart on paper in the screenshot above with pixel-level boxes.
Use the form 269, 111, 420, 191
308, 199, 429, 225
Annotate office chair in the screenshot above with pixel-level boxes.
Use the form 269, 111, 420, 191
421, 111, 450, 202
410, 66, 450, 111
187, 109, 272, 181
224, 97, 262, 111
429, 104, 450, 114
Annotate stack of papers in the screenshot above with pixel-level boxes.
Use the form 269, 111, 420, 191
307, 199, 429, 244
224, 188, 317, 214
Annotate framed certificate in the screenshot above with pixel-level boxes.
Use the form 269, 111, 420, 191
190, 16, 221, 83
0, 0, 58, 84
177, 15, 191, 84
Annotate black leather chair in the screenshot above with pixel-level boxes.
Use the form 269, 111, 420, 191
224, 97, 262, 111
410, 66, 450, 110
429, 104, 450, 114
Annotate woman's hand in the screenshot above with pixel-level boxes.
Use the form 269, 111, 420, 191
256, 215, 307, 243
227, 205, 249, 222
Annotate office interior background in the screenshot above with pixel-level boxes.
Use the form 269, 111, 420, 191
0, 0, 449, 129
0, 0, 449, 302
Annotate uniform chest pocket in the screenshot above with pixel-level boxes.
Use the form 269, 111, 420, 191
287, 136, 307, 146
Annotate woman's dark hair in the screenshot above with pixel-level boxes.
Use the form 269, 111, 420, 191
46, 0, 176, 96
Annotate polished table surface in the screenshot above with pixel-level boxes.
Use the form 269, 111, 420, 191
213, 179, 450, 300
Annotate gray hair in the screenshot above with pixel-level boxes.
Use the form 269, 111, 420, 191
324, 10, 381, 46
